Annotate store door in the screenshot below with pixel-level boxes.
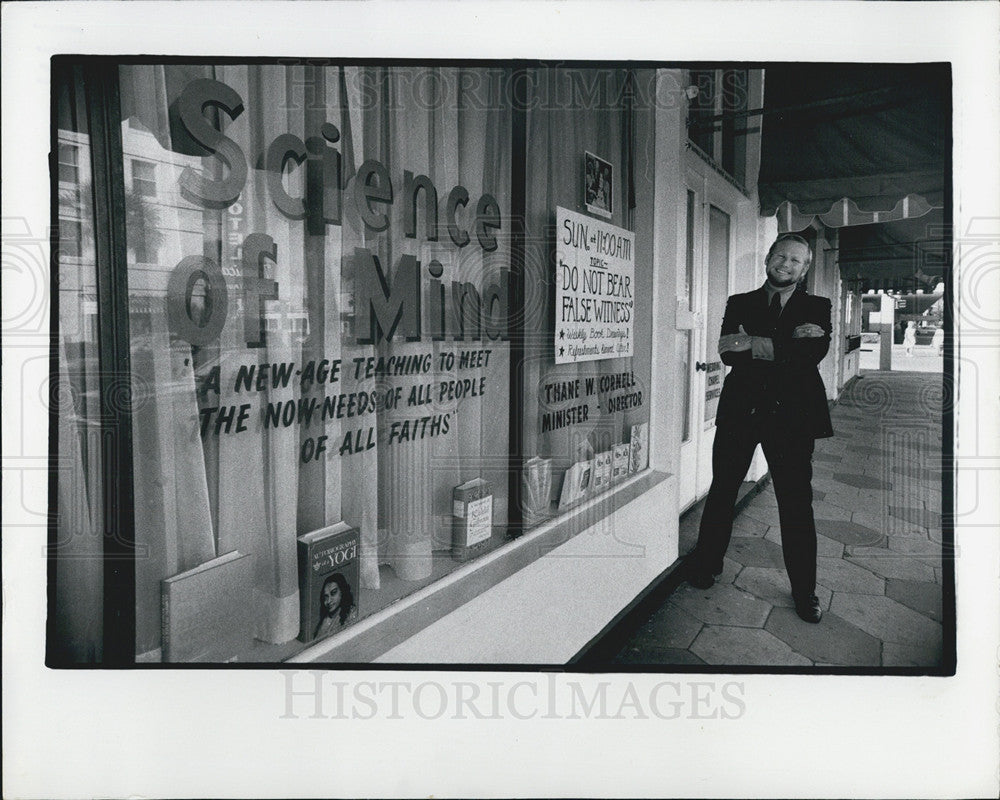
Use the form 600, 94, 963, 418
677, 183, 732, 511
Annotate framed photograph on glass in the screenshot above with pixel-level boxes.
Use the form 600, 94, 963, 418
584, 150, 613, 218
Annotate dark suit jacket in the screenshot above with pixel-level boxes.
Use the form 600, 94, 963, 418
715, 285, 834, 439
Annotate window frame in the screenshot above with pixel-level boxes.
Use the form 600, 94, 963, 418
130, 157, 157, 198
48, 59, 138, 667
685, 67, 751, 196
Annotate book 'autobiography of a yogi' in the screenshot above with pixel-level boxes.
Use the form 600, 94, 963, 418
297, 522, 360, 644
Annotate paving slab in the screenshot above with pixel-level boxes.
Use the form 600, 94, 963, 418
811, 464, 840, 480
881, 640, 943, 668
670, 582, 773, 628
690, 625, 812, 666
850, 508, 894, 533
862, 464, 894, 480
734, 566, 832, 610
851, 444, 885, 457
813, 451, 843, 464
889, 505, 942, 528
819, 490, 866, 513
765, 607, 880, 666
886, 534, 944, 557
816, 519, 885, 547
816, 534, 845, 558
845, 554, 937, 582
853, 486, 896, 503
812, 476, 848, 495
717, 555, 742, 585
752, 491, 779, 508
741, 504, 782, 528
892, 463, 943, 482
927, 526, 950, 544
815, 446, 851, 459
727, 537, 786, 569
731, 516, 770, 538
816, 557, 886, 595
811, 500, 853, 521
834, 472, 893, 490
636, 601, 705, 649
842, 542, 889, 559
883, 517, 934, 539
885, 579, 943, 622
830, 592, 943, 647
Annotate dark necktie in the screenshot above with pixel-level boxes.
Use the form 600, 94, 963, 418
768, 292, 783, 333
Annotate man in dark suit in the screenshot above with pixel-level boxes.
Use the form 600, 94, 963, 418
686, 233, 833, 624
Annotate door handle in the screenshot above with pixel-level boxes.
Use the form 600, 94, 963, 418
695, 361, 709, 372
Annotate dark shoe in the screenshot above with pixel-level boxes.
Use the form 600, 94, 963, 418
686, 565, 716, 590
794, 594, 823, 624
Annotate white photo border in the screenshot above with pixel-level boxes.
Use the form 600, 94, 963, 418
3, 2, 998, 798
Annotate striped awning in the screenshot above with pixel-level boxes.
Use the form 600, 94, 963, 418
775, 193, 939, 234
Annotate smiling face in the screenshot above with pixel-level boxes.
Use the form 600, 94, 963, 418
321, 580, 342, 617
765, 239, 811, 288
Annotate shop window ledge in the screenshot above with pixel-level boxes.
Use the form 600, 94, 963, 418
289, 468, 671, 664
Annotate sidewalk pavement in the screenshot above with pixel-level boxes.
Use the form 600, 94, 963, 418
613, 369, 948, 669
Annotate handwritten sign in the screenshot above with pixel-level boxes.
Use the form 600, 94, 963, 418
555, 206, 634, 364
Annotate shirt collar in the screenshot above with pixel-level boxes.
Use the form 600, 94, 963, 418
763, 281, 799, 307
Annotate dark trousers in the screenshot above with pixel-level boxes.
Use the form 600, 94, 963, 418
693, 423, 818, 599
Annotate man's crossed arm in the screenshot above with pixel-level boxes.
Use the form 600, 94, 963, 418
719, 322, 824, 361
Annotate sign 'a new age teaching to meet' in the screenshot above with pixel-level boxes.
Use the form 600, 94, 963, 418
555, 207, 635, 365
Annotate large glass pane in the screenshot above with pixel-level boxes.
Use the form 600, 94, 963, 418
721, 69, 749, 185
521, 67, 653, 527
684, 189, 696, 311
118, 63, 511, 661
687, 69, 716, 157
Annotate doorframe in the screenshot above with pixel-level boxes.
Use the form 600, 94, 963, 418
677, 156, 740, 510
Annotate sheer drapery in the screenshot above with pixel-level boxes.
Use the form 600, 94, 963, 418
360, 67, 511, 578
523, 69, 648, 485
119, 64, 510, 656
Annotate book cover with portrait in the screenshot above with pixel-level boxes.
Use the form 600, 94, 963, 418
297, 522, 360, 644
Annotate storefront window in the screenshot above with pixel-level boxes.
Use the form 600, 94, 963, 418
51, 62, 659, 663
118, 64, 512, 661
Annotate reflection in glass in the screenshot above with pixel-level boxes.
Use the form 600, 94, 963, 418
51, 63, 104, 664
